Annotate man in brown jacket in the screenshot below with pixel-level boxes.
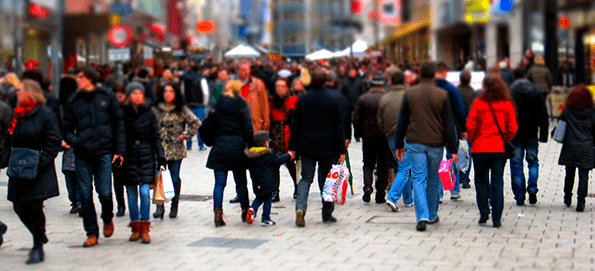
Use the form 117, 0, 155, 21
527, 55, 553, 96
238, 62, 270, 132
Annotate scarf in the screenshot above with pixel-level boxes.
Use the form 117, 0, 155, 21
9, 98, 38, 135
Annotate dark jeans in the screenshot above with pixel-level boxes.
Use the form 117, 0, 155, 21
250, 193, 274, 222
13, 200, 46, 246
64, 170, 80, 207
213, 170, 249, 209
76, 154, 114, 237
564, 166, 590, 201
112, 165, 125, 209
362, 136, 390, 200
296, 154, 335, 220
274, 160, 297, 192
167, 160, 183, 183
473, 153, 506, 225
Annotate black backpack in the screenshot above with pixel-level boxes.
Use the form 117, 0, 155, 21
198, 110, 217, 147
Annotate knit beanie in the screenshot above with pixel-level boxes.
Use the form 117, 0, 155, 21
126, 81, 145, 96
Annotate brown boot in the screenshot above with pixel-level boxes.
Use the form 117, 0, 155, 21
128, 221, 141, 241
214, 208, 226, 227
139, 221, 151, 244
241, 207, 250, 222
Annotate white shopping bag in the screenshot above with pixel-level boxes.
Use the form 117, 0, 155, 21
161, 168, 175, 201
455, 140, 471, 173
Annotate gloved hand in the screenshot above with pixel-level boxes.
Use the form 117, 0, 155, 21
157, 158, 167, 170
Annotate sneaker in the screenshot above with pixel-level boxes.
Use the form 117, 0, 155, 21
246, 208, 255, 225
199, 146, 207, 151
462, 183, 472, 189
83, 236, 98, 247
439, 198, 443, 204
450, 194, 461, 200
296, 210, 305, 227
70, 205, 81, 214
323, 216, 337, 224
403, 203, 414, 207
529, 192, 537, 204
229, 196, 240, 204
416, 221, 427, 231
262, 220, 276, 226
386, 201, 400, 212
103, 222, 114, 238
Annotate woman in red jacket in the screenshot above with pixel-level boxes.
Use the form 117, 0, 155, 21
466, 75, 518, 228
270, 78, 298, 201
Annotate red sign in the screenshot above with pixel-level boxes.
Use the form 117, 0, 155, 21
351, 0, 363, 14
28, 3, 51, 19
108, 25, 133, 47
559, 16, 571, 29
196, 21, 216, 34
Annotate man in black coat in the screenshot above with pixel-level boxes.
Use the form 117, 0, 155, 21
509, 67, 549, 206
62, 66, 126, 247
289, 69, 346, 227
340, 67, 368, 142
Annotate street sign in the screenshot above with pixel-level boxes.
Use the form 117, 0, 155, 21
108, 48, 131, 62
108, 25, 133, 47
379, 0, 401, 24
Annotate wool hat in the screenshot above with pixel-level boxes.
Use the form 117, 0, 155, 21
369, 74, 385, 87
254, 130, 271, 144
126, 81, 145, 96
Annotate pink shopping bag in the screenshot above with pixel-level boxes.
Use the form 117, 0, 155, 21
438, 159, 456, 190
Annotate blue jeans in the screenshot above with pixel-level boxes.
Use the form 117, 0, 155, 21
187, 106, 206, 149
213, 170, 250, 209
510, 139, 539, 201
296, 154, 335, 220
387, 139, 413, 205
167, 160, 183, 183
64, 171, 80, 207
473, 153, 506, 224
126, 184, 151, 221
407, 143, 443, 222
75, 154, 114, 237
250, 193, 274, 222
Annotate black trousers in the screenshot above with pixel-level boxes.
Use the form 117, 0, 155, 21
362, 136, 390, 200
564, 166, 590, 201
112, 165, 126, 209
13, 200, 46, 247
274, 160, 297, 192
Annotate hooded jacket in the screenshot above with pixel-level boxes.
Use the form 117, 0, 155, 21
245, 147, 291, 196
510, 78, 549, 142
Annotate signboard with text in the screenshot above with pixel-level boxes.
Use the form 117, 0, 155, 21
108, 48, 131, 62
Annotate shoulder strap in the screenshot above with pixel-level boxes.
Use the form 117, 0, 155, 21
487, 101, 508, 142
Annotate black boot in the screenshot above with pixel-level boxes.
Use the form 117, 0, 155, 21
0, 221, 6, 247
26, 245, 44, 264
116, 206, 126, 217
577, 197, 586, 212
170, 182, 181, 218
153, 204, 165, 219
229, 196, 240, 203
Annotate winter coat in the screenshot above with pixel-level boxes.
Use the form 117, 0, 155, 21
181, 71, 209, 107
353, 87, 386, 138
245, 147, 291, 196
0, 83, 16, 105
6, 105, 61, 202
458, 84, 479, 114
288, 86, 346, 156
395, 79, 459, 154
377, 85, 406, 140
206, 94, 255, 171
501, 69, 514, 86
340, 76, 368, 112
558, 108, 595, 168
119, 103, 165, 186
153, 103, 201, 161
242, 77, 270, 132
269, 95, 298, 155
62, 87, 126, 159
527, 64, 553, 95
436, 78, 467, 133
510, 78, 549, 142
466, 98, 518, 153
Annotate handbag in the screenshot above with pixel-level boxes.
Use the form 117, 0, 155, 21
552, 120, 567, 143
7, 147, 41, 179
487, 102, 515, 159
198, 110, 217, 147
153, 170, 166, 205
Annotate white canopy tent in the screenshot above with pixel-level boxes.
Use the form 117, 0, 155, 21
334, 40, 369, 57
305, 49, 334, 61
224, 45, 261, 58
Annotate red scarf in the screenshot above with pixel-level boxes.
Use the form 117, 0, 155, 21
9, 99, 38, 135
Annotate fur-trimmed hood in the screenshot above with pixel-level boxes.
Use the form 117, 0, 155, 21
244, 147, 272, 159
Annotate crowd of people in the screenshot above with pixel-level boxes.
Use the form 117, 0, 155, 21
0, 52, 592, 264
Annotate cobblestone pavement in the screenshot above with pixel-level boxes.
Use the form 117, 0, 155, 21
1, 139, 594, 271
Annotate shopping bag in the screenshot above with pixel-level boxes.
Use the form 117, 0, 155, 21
438, 159, 456, 190
552, 120, 567, 143
322, 163, 350, 205
455, 140, 471, 173
162, 168, 175, 201
152, 172, 166, 205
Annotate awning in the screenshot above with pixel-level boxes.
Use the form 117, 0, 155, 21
369, 18, 431, 50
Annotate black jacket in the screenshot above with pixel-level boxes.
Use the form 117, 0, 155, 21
245, 147, 291, 196
120, 104, 165, 186
206, 95, 255, 171
353, 87, 385, 138
289, 87, 346, 156
340, 76, 367, 112
510, 78, 549, 142
181, 71, 207, 107
5, 105, 61, 202
558, 108, 595, 169
62, 87, 126, 159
